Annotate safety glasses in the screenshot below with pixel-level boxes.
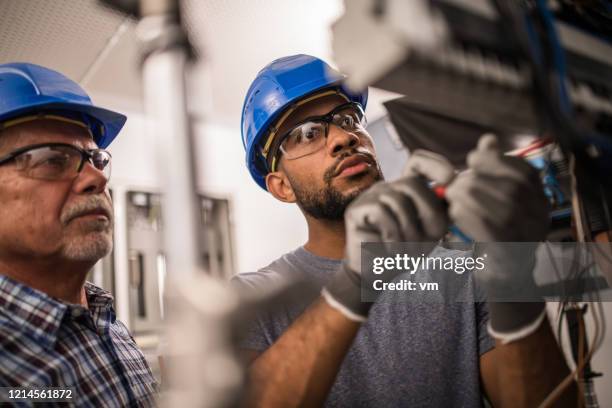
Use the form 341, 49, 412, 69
273, 102, 369, 166
0, 143, 112, 181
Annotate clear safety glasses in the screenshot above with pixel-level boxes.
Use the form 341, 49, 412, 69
0, 143, 112, 181
276, 102, 369, 162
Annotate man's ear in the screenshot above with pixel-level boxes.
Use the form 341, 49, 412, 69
266, 171, 296, 203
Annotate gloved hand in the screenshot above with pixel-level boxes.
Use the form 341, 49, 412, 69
445, 134, 550, 242
445, 134, 550, 343
322, 150, 454, 322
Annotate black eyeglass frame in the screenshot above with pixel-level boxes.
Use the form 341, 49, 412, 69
270, 101, 367, 167
0, 142, 112, 179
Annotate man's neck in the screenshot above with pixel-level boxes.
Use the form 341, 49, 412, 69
0, 257, 91, 306
303, 216, 346, 260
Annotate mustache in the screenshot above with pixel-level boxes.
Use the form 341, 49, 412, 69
60, 196, 113, 225
323, 148, 377, 184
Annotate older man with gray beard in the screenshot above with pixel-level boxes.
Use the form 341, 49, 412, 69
0, 63, 157, 407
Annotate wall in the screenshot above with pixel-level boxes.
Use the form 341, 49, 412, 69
106, 110, 307, 275
191, 121, 308, 272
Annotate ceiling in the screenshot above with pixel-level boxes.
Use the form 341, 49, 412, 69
0, 0, 401, 124
0, 0, 140, 108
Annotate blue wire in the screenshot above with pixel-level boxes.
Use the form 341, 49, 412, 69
535, 0, 574, 115
524, 14, 543, 66
449, 225, 473, 243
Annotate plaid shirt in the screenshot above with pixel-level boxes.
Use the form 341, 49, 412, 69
0, 275, 158, 407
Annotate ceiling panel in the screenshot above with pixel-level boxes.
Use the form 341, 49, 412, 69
0, 0, 127, 82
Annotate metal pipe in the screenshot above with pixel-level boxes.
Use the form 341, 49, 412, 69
137, 7, 203, 279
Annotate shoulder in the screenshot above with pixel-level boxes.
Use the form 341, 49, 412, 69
110, 318, 137, 341
230, 248, 307, 290
231, 269, 286, 291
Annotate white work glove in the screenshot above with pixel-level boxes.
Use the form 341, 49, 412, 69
445, 134, 550, 343
322, 150, 454, 322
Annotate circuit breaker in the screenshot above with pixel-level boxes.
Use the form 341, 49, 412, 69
124, 191, 235, 334
199, 196, 235, 280
126, 191, 165, 334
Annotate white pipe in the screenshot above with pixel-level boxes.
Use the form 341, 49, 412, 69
142, 46, 203, 279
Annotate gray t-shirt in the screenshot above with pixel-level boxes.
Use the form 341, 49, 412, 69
234, 246, 495, 407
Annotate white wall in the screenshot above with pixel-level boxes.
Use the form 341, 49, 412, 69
106, 110, 307, 275
194, 123, 307, 272
192, 121, 308, 272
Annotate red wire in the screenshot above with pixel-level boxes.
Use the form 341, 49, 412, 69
514, 137, 554, 157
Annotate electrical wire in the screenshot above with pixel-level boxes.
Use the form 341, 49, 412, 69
570, 155, 590, 242
487, 2, 609, 406
556, 300, 566, 346
538, 303, 601, 407
536, 0, 573, 115
537, 152, 608, 407
492, 0, 588, 159
540, 258, 607, 408
512, 136, 554, 157
514, 139, 605, 406
577, 307, 584, 408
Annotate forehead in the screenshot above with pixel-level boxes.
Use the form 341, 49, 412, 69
0, 119, 96, 154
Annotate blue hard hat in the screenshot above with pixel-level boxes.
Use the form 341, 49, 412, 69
241, 54, 368, 190
0, 63, 126, 148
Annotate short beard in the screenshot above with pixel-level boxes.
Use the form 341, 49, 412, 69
59, 195, 114, 261
61, 234, 113, 261
61, 219, 113, 261
288, 153, 383, 221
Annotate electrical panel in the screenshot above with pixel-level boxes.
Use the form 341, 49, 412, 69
200, 196, 235, 280
126, 191, 165, 334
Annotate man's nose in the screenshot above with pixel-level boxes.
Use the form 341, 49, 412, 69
71, 161, 108, 194
326, 125, 360, 157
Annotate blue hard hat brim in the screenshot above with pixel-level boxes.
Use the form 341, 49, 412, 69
0, 97, 126, 149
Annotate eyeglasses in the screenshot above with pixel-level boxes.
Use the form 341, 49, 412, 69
0, 143, 112, 181
274, 102, 369, 164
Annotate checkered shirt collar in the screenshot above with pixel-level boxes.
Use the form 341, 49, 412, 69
0, 275, 114, 349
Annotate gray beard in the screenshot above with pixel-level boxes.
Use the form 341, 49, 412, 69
61, 221, 113, 261
62, 237, 112, 261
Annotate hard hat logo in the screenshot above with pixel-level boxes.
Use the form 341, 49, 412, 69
241, 54, 368, 191
0, 63, 126, 149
